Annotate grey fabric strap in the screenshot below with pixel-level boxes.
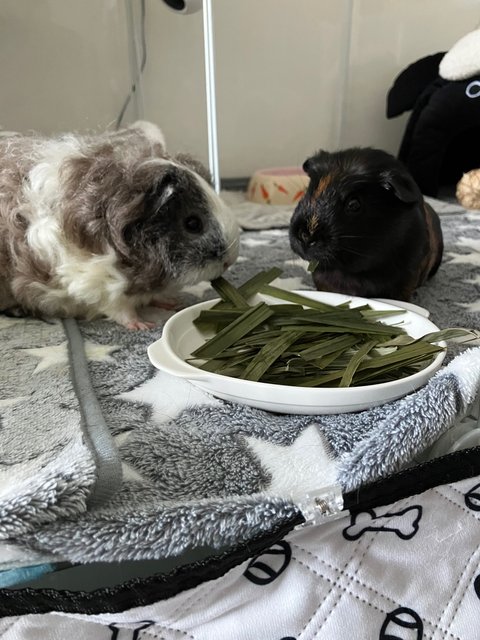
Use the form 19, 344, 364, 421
63, 318, 122, 507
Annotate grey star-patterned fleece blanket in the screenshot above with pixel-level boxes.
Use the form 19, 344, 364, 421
1, 196, 480, 567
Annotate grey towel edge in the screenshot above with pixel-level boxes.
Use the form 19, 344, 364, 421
63, 318, 123, 508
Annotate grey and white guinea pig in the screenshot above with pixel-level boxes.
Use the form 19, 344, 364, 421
289, 147, 443, 301
0, 121, 240, 329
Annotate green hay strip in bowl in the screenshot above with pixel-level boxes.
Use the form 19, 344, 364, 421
188, 271, 475, 387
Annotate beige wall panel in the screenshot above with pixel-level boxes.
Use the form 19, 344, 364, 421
0, 0, 478, 177
144, 0, 351, 177
342, 0, 480, 153
0, 0, 130, 134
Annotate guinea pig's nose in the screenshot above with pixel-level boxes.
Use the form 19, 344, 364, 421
301, 232, 318, 249
300, 232, 311, 245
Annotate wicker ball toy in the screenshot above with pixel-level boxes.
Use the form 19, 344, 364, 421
456, 169, 480, 210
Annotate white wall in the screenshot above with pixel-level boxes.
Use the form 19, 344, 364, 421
0, 0, 131, 133
339, 0, 480, 151
0, 0, 478, 177
142, 0, 353, 176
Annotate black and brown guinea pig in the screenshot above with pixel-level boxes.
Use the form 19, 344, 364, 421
0, 121, 239, 329
289, 147, 443, 301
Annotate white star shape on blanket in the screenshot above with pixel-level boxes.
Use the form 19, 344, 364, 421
266, 229, 288, 237
245, 425, 337, 498
182, 281, 214, 298
113, 431, 146, 483
242, 237, 272, 248
455, 237, 480, 252
119, 370, 220, 424
23, 341, 119, 372
447, 252, 480, 267
456, 224, 480, 233
458, 299, 480, 313
83, 341, 119, 363
447, 237, 480, 267
284, 257, 310, 271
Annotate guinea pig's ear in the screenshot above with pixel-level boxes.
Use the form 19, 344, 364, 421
379, 169, 421, 204
302, 150, 330, 178
174, 153, 213, 186
302, 156, 316, 177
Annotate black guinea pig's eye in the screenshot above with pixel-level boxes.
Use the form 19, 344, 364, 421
345, 197, 361, 214
184, 215, 204, 234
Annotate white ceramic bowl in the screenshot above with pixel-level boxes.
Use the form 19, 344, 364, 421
147, 291, 446, 415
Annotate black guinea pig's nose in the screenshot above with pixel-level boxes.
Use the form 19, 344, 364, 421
300, 232, 312, 246
301, 232, 322, 250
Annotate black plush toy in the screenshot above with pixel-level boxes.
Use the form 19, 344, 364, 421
387, 29, 480, 197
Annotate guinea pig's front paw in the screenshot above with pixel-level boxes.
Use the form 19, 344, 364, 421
108, 304, 157, 330
124, 319, 157, 331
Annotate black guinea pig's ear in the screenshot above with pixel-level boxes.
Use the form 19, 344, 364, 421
379, 169, 421, 204
302, 156, 316, 176
302, 150, 330, 178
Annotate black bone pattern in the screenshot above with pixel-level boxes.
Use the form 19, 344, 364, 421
343, 506, 422, 541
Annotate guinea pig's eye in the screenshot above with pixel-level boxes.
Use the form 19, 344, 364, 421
345, 197, 361, 214
184, 215, 204, 234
